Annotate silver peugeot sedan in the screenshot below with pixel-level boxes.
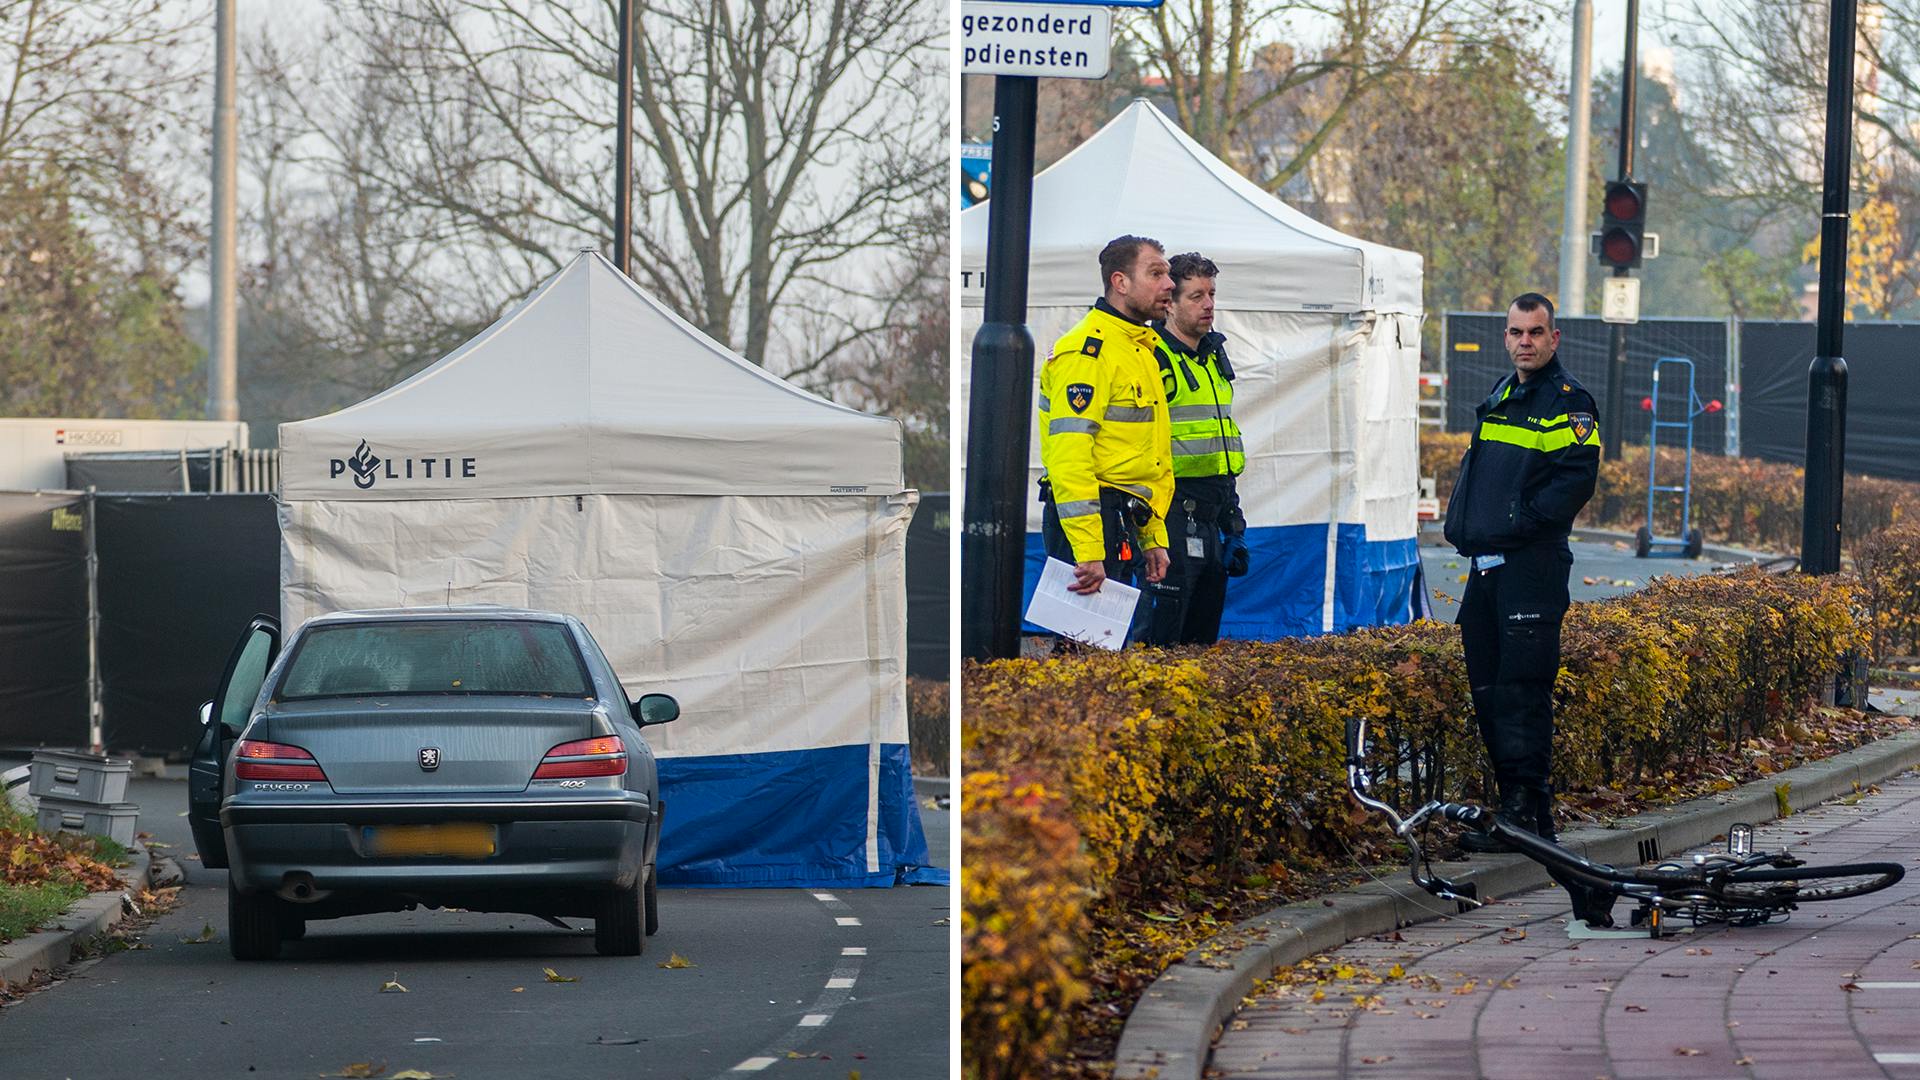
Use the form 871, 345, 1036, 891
185, 607, 678, 961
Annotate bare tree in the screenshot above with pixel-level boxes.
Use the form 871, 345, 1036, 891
1122, 0, 1459, 191
1674, 0, 1920, 315
0, 0, 205, 272
290, 0, 945, 376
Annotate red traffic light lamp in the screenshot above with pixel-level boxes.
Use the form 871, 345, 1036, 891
1599, 180, 1648, 270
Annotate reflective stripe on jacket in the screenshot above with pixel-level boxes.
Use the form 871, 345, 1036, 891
1442, 357, 1601, 556
1038, 299, 1174, 562
1153, 326, 1244, 478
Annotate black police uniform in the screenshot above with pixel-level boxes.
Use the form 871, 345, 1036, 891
1144, 325, 1246, 645
1443, 355, 1599, 855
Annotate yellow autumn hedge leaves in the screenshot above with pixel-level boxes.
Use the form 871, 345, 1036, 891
960, 568, 1863, 1079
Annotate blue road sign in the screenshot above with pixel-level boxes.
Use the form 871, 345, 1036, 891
960, 142, 992, 208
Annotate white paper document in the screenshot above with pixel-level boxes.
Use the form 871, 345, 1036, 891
1023, 557, 1141, 650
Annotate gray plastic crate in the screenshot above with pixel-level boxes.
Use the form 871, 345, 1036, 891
28, 750, 131, 805
34, 795, 139, 847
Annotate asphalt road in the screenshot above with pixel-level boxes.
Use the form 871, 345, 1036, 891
1418, 526, 1771, 623
0, 772, 951, 1080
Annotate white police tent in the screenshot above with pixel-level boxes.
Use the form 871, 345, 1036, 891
278, 250, 935, 888
960, 99, 1424, 637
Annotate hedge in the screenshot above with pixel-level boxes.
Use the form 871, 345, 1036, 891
960, 568, 1864, 1079
907, 675, 951, 777
1420, 431, 1920, 555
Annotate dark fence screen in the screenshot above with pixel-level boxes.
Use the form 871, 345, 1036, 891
1737, 321, 1920, 482
906, 492, 950, 681
95, 494, 280, 754
1444, 314, 1731, 452
0, 493, 89, 748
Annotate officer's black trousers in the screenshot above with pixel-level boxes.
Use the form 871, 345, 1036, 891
1040, 489, 1150, 643
1457, 542, 1572, 791
1146, 495, 1228, 645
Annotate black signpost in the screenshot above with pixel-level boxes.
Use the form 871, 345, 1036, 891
961, 75, 1039, 661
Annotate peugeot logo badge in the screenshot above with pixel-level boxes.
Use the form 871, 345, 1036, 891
419, 747, 441, 771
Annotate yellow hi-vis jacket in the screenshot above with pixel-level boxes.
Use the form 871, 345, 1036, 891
1037, 299, 1174, 562
1154, 327, 1244, 478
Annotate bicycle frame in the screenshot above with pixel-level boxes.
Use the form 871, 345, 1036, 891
1345, 718, 1808, 926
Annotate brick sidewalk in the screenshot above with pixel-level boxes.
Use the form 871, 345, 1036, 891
1212, 772, 1920, 1080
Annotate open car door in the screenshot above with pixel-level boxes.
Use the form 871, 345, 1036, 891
187, 615, 280, 870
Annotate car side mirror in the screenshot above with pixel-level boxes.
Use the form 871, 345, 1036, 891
632, 693, 680, 726
199, 701, 214, 727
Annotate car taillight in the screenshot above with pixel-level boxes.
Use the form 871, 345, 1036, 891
233, 740, 328, 781
534, 735, 627, 779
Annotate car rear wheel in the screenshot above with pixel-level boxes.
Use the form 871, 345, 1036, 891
229, 879, 283, 961
645, 862, 659, 937
595, 873, 649, 956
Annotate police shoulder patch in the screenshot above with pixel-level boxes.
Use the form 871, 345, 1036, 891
1081, 336, 1102, 358
1066, 383, 1095, 413
1569, 412, 1597, 445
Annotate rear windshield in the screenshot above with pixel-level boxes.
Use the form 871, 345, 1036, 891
276, 620, 591, 700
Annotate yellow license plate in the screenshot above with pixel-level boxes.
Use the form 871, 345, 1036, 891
363, 823, 497, 858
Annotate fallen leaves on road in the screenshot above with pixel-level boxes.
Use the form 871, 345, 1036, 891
542, 967, 578, 983
1842, 981, 1863, 992
320, 1064, 386, 1078
380, 975, 408, 993
180, 923, 217, 944
1624, 1004, 1648, 1013
657, 953, 695, 969
391, 1072, 450, 1079
1675, 1047, 1704, 1057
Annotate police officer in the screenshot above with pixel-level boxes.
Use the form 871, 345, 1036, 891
1145, 252, 1248, 645
1443, 292, 1608, 921
1037, 235, 1175, 616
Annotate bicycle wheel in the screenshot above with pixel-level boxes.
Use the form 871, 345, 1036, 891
1719, 862, 1906, 904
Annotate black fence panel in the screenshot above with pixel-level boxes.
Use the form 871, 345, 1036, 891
906, 492, 950, 681
1738, 321, 1920, 482
0, 493, 89, 748
95, 494, 279, 755
1445, 314, 1730, 452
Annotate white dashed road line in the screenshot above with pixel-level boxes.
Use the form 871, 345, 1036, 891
710, 891, 868, 1078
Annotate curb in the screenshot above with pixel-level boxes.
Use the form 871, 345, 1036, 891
0, 839, 153, 992
1111, 728, 1920, 1080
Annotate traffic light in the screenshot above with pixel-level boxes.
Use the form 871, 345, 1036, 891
1598, 180, 1648, 270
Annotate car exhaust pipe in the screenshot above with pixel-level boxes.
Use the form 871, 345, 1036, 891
278, 872, 329, 903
